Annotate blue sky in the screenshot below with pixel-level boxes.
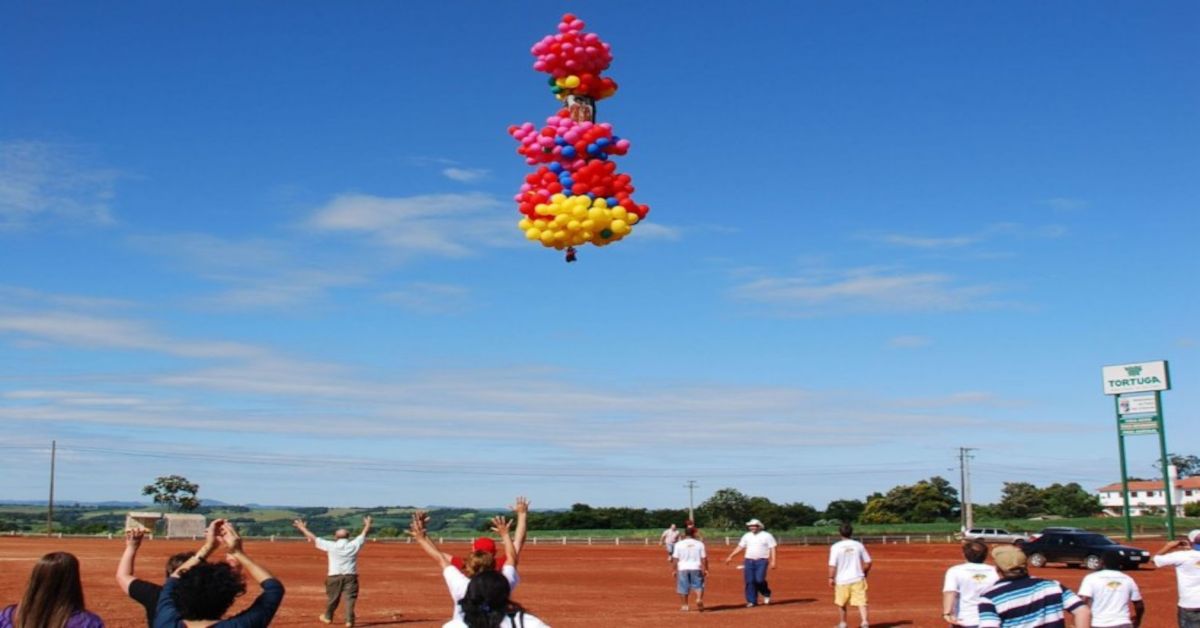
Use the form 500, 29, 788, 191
2, 1, 1197, 510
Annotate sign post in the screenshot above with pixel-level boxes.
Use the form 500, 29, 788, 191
1102, 360, 1172, 541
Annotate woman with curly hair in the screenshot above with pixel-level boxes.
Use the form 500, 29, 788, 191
153, 519, 285, 628
0, 551, 104, 628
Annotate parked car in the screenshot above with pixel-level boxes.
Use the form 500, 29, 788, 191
961, 527, 1029, 544
1020, 530, 1150, 570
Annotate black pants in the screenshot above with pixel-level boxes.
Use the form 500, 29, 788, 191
325, 574, 360, 624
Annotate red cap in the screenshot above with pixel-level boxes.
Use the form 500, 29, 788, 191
472, 537, 497, 553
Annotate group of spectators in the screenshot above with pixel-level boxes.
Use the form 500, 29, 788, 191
4, 511, 1199, 628
0, 496, 543, 628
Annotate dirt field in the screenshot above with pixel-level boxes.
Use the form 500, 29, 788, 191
0, 537, 1183, 627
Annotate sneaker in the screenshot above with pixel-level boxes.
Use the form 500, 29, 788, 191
680, 605, 689, 611
835, 623, 847, 628
317, 616, 332, 625
763, 597, 771, 605
746, 603, 756, 608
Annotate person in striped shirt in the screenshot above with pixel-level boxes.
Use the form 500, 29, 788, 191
977, 545, 1091, 628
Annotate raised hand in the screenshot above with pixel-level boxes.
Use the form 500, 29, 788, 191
220, 521, 243, 553
511, 496, 530, 514
125, 527, 145, 547
491, 516, 512, 535
292, 519, 307, 530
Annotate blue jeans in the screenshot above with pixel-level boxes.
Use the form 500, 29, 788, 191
1180, 606, 1200, 628
743, 558, 770, 604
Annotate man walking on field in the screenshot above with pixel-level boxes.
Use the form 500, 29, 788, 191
660, 523, 681, 562
671, 526, 708, 612
829, 523, 872, 628
725, 518, 777, 607
1079, 550, 1144, 628
942, 540, 999, 627
294, 515, 373, 627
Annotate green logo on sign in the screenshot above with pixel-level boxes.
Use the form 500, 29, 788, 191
1125, 366, 1142, 376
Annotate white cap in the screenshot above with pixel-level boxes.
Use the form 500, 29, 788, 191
1188, 529, 1200, 544
746, 518, 763, 527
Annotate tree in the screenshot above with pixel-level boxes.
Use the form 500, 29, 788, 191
142, 475, 200, 512
1040, 483, 1101, 517
995, 482, 1044, 518
697, 488, 751, 530
1155, 454, 1200, 478
823, 499, 866, 524
858, 476, 959, 523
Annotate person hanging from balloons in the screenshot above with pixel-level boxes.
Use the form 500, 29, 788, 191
508, 13, 650, 262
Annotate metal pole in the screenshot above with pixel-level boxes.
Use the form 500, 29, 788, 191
1155, 391, 1176, 538
685, 480, 697, 522
48, 440, 56, 536
1115, 397, 1133, 541
965, 449, 975, 530
959, 448, 967, 531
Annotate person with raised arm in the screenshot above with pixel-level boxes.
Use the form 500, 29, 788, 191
153, 519, 285, 628
450, 497, 531, 574
293, 516, 372, 627
116, 527, 197, 627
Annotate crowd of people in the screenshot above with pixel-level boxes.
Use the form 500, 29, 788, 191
2, 507, 1199, 628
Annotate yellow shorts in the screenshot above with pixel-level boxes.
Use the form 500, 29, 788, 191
834, 579, 868, 606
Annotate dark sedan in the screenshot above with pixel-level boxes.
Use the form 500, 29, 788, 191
1021, 530, 1150, 570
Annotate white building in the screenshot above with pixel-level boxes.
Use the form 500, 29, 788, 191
1097, 477, 1200, 516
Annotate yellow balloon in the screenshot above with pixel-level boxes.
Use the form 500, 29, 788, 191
526, 228, 542, 241
564, 75, 581, 88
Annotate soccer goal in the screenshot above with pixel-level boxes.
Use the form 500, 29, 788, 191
164, 514, 207, 538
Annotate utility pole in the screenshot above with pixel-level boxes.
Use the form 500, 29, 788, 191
958, 447, 976, 531
684, 480, 698, 522
47, 440, 56, 536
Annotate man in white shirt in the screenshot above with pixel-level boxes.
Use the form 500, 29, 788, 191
942, 540, 999, 627
1079, 550, 1144, 628
660, 523, 681, 562
724, 518, 777, 607
1153, 528, 1200, 628
829, 523, 872, 628
294, 516, 373, 627
671, 526, 708, 611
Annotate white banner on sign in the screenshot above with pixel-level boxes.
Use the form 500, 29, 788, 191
1102, 361, 1170, 395
1119, 395, 1159, 415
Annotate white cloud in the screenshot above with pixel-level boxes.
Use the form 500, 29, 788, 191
887, 335, 932, 349
306, 192, 510, 256
0, 141, 120, 228
733, 267, 998, 315
632, 222, 682, 240
381, 282, 472, 315
876, 234, 977, 249
441, 167, 490, 183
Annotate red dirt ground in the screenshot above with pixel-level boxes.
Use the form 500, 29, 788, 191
0, 537, 1184, 627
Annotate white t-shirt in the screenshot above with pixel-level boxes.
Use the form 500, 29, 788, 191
1078, 569, 1142, 627
828, 539, 871, 585
737, 531, 777, 560
314, 535, 366, 575
672, 538, 706, 571
443, 564, 520, 623
442, 611, 550, 628
661, 528, 680, 544
942, 562, 1000, 625
1154, 549, 1200, 608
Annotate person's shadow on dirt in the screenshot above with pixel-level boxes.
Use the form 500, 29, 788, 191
699, 597, 816, 612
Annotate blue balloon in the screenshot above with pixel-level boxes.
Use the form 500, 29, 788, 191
587, 143, 599, 155
562, 146, 576, 158
555, 137, 567, 146
606, 197, 619, 206
549, 162, 563, 173
596, 137, 611, 147
586, 193, 596, 199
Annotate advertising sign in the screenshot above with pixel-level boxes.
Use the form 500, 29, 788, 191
1119, 395, 1159, 415
1102, 361, 1170, 395
1119, 416, 1160, 435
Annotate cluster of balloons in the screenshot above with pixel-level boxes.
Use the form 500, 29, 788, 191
517, 194, 638, 248
507, 112, 631, 167
511, 14, 649, 255
531, 13, 618, 100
